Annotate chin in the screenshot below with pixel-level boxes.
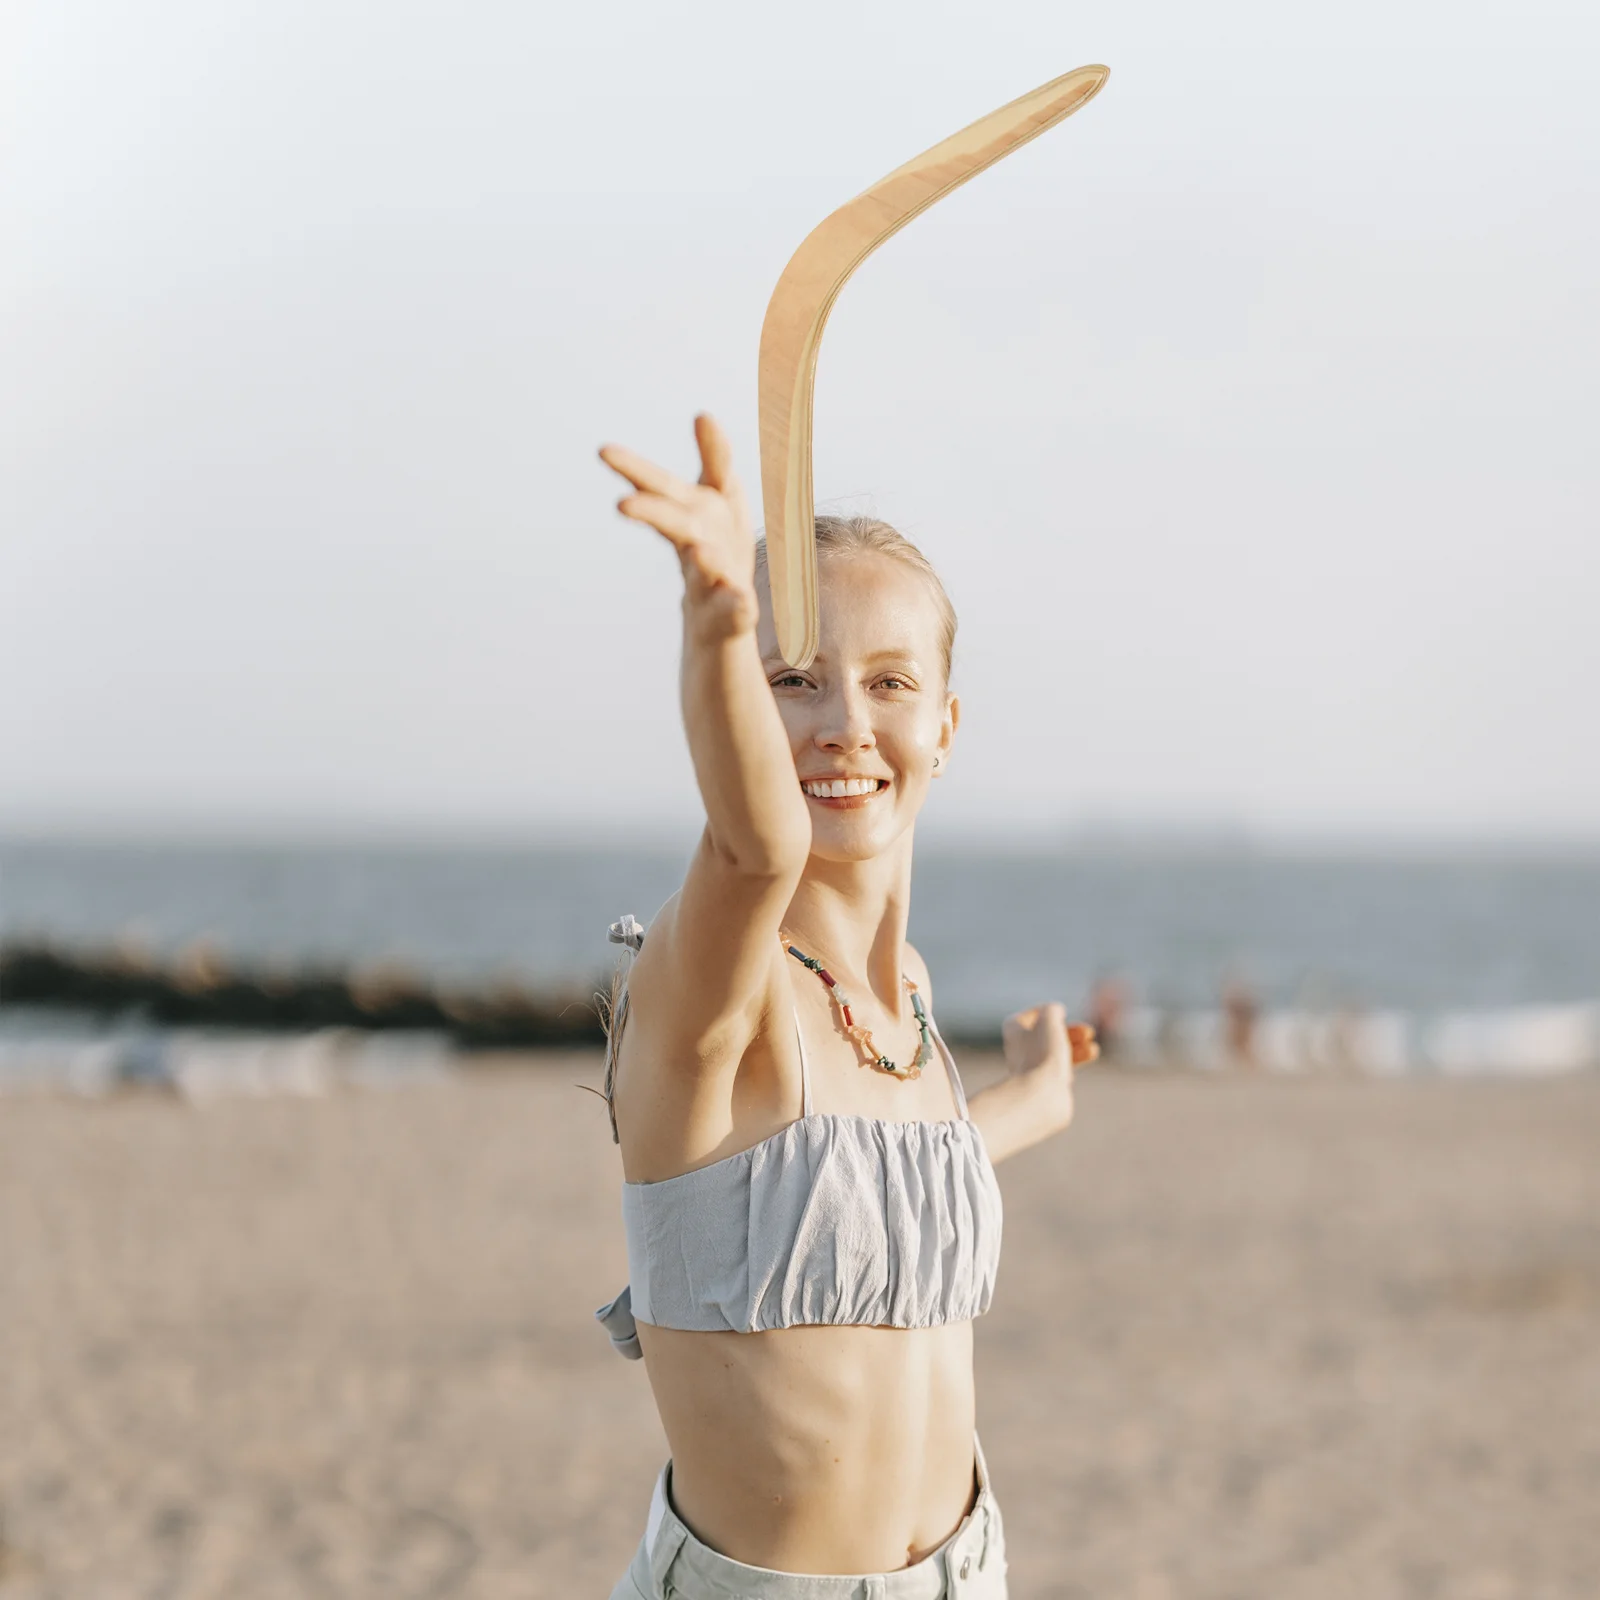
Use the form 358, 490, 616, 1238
806, 810, 917, 865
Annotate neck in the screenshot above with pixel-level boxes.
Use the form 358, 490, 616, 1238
783, 830, 916, 1011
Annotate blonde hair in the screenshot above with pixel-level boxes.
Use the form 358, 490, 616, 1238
755, 515, 957, 683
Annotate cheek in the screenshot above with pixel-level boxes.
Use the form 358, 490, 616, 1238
884, 705, 944, 768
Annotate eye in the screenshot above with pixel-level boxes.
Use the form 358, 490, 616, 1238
875, 674, 917, 692
770, 671, 810, 690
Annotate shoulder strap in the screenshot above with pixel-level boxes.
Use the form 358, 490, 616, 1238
793, 1005, 815, 1118
927, 1013, 971, 1120
601, 916, 647, 1144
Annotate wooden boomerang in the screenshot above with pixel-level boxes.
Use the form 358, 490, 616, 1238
757, 63, 1109, 667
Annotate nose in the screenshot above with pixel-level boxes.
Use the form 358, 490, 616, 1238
812, 680, 876, 755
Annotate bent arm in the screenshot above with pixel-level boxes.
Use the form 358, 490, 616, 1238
968, 1004, 1098, 1163
968, 1061, 1075, 1163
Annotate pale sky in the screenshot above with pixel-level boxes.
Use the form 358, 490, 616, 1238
3, 0, 1597, 844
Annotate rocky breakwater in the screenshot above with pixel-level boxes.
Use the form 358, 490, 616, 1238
0, 938, 608, 1050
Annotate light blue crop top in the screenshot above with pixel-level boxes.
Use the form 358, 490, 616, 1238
594, 917, 1003, 1359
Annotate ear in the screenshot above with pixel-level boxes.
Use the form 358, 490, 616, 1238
936, 692, 960, 774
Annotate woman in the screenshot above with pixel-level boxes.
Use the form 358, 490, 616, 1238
595, 414, 1098, 1598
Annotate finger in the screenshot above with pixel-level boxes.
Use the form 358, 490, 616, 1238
694, 413, 735, 491
723, 467, 752, 534
724, 469, 753, 538
599, 443, 696, 502
1066, 1024, 1095, 1043
616, 492, 700, 549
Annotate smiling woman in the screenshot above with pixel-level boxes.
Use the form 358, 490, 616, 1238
592, 414, 1098, 1598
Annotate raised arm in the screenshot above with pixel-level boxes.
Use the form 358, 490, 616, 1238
598, 415, 811, 1072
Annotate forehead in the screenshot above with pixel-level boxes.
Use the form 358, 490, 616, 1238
759, 551, 943, 663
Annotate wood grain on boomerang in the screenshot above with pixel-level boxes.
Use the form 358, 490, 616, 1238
757, 64, 1109, 668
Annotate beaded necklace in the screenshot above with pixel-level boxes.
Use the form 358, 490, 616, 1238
782, 936, 932, 1080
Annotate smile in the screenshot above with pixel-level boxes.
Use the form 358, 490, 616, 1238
801, 777, 889, 800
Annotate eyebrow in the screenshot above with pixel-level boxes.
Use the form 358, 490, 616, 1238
762, 650, 925, 669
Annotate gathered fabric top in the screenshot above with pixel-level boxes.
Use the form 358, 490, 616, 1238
594, 917, 1003, 1359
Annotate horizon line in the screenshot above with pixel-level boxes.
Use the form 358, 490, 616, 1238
3, 815, 1599, 862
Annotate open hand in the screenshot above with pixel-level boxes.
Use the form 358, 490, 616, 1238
598, 414, 758, 639
1002, 1003, 1099, 1076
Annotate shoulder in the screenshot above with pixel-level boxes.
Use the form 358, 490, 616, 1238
607, 895, 668, 1021
618, 889, 791, 1059
621, 890, 680, 977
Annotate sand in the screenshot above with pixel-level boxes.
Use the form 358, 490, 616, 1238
1, 1058, 1597, 1598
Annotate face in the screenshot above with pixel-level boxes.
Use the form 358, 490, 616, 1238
757, 552, 959, 863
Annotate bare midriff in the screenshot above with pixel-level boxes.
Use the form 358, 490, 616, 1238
637, 1318, 977, 1574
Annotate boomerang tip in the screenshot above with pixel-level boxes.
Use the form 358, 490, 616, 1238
1068, 64, 1110, 98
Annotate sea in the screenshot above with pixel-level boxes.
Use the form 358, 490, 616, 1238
2, 837, 1597, 1080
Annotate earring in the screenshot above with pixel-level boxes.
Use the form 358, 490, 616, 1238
933, 757, 941, 769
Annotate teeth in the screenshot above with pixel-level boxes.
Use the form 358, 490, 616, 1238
803, 778, 881, 798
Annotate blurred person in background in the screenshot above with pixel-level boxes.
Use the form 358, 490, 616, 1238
592, 414, 1098, 1598
1222, 973, 1259, 1069
1089, 970, 1132, 1062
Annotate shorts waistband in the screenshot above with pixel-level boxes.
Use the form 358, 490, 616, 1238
638, 1436, 1001, 1599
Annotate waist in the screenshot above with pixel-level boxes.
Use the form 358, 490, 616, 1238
638, 1319, 977, 1573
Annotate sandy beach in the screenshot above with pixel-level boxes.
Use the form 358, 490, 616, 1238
2, 1058, 1597, 1598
